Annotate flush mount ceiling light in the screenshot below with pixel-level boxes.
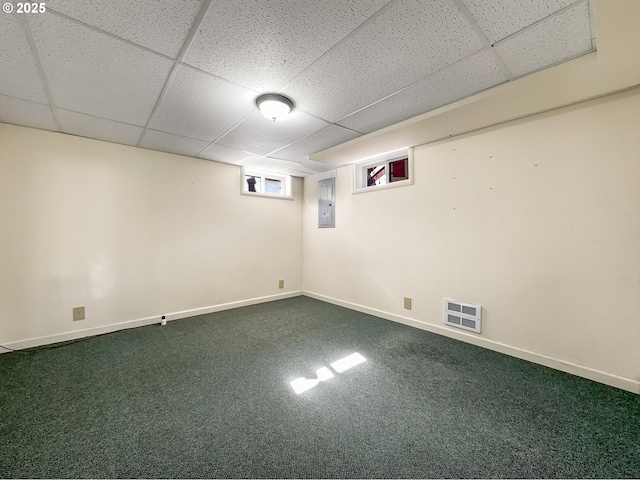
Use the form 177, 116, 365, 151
256, 93, 294, 122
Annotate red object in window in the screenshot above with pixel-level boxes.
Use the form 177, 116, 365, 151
391, 159, 407, 181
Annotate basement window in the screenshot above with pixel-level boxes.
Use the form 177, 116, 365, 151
353, 148, 413, 193
241, 167, 292, 199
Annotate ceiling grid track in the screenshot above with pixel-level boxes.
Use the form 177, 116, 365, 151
452, 0, 514, 80
588, 0, 597, 50
265, 124, 359, 161
330, 44, 500, 129
19, 16, 61, 132
194, 108, 258, 158
137, 0, 216, 147
493, 0, 591, 49
46, 9, 175, 63
276, 0, 399, 94
331, 74, 435, 128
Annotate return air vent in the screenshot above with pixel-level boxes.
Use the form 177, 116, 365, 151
443, 298, 482, 333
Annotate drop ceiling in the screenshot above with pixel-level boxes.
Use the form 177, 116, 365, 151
0, 0, 595, 177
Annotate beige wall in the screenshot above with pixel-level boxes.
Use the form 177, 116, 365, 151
0, 124, 302, 347
303, 88, 640, 392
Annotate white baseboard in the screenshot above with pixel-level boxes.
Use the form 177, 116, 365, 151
0, 291, 303, 353
303, 291, 640, 395
4, 289, 637, 395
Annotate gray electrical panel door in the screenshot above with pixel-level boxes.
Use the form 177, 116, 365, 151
318, 177, 335, 228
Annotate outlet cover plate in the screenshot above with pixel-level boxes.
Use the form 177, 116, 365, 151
73, 306, 85, 321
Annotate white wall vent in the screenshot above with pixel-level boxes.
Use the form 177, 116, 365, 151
443, 298, 482, 333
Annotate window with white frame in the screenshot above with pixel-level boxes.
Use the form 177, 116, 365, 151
353, 148, 413, 193
241, 167, 292, 199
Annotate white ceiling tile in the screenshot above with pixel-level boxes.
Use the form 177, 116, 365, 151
338, 49, 507, 134
301, 159, 337, 173
183, 0, 389, 92
281, 0, 483, 122
494, 1, 592, 78
139, 130, 210, 157
28, 14, 173, 126
148, 66, 258, 142
217, 109, 329, 156
270, 125, 360, 162
58, 109, 143, 146
0, 95, 57, 131
463, 0, 578, 44
0, 15, 48, 103
46, 0, 203, 58
242, 157, 302, 173
198, 143, 262, 165
280, 165, 320, 177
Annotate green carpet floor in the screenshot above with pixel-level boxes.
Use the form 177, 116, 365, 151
1, 296, 639, 478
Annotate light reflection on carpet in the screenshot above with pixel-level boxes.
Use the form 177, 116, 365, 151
290, 353, 366, 394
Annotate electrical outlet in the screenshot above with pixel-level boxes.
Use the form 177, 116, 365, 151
403, 297, 412, 310
73, 306, 85, 321
278, 279, 284, 289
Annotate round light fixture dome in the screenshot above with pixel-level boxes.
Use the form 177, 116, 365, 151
256, 93, 294, 122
